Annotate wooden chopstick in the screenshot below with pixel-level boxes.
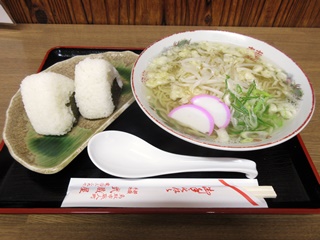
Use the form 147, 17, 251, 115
243, 186, 277, 198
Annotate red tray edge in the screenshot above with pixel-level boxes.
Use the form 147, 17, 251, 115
0, 207, 320, 215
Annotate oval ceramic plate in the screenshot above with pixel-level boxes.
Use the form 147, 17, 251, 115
132, 30, 315, 151
3, 50, 138, 174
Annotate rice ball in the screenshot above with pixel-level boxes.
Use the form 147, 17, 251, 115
20, 72, 76, 136
74, 58, 122, 119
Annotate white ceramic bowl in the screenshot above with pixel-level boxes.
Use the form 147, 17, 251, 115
131, 30, 315, 151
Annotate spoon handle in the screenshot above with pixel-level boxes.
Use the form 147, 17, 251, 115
157, 152, 258, 179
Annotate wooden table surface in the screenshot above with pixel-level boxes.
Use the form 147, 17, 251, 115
0, 24, 319, 240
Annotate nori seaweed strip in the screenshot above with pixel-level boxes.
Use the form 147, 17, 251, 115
111, 78, 122, 109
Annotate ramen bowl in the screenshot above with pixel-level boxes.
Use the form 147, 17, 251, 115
131, 30, 315, 151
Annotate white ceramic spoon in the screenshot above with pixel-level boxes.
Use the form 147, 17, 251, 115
87, 131, 258, 179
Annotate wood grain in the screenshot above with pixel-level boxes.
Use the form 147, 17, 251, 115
2, 0, 320, 27
1, 213, 320, 240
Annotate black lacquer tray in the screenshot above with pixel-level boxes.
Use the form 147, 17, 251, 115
0, 47, 319, 214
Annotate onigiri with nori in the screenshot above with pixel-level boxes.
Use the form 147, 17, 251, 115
74, 58, 123, 119
20, 72, 77, 136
